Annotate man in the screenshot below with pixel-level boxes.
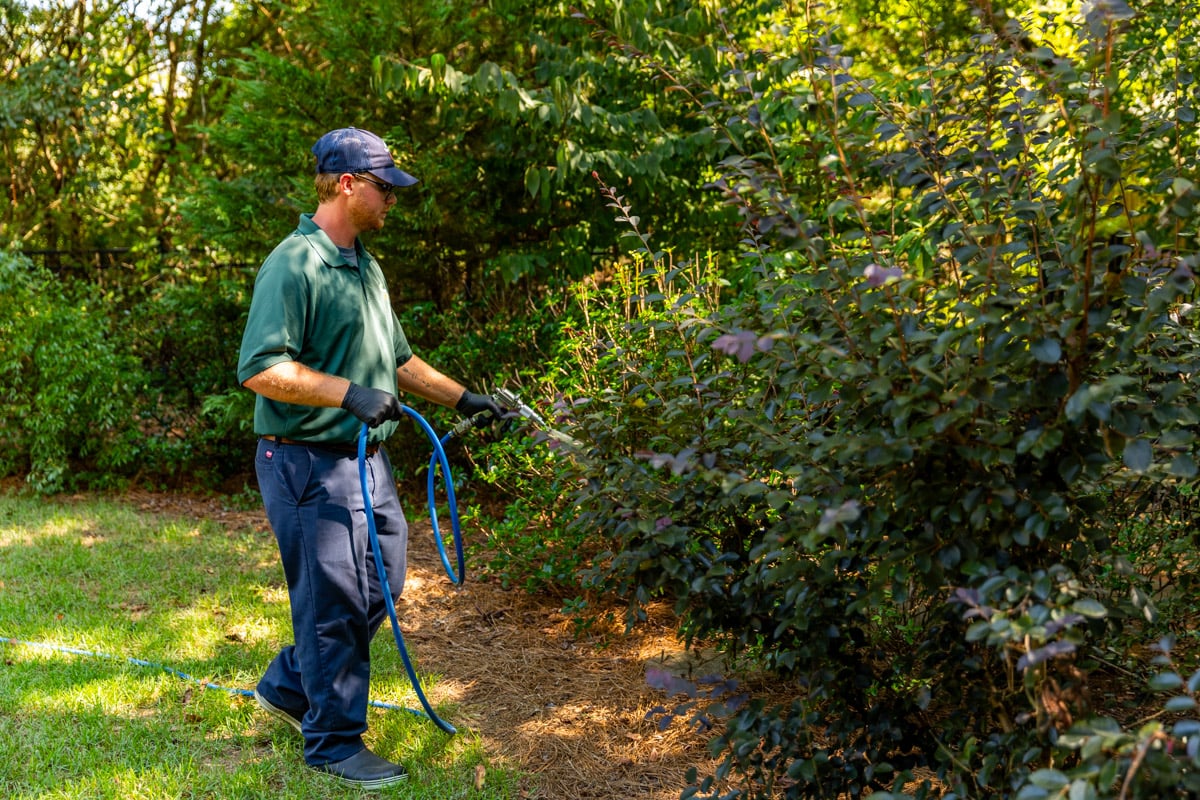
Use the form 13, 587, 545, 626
237, 127, 501, 788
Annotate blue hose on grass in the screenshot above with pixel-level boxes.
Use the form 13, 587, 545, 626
0, 407, 469, 734
0, 637, 424, 718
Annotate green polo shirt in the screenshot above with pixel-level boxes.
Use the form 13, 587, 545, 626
237, 213, 413, 445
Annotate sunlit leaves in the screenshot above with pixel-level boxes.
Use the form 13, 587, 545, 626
3, 0, 237, 264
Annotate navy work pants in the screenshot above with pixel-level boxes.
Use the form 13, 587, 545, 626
253, 438, 408, 766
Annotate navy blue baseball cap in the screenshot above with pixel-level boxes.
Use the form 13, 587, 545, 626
311, 127, 418, 188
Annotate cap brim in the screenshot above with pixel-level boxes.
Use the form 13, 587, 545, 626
369, 167, 419, 188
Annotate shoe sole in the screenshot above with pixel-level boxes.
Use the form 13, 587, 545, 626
325, 772, 409, 789
253, 689, 303, 733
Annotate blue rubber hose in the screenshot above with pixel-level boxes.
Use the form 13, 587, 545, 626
359, 412, 462, 735
427, 430, 465, 584
0, 637, 427, 718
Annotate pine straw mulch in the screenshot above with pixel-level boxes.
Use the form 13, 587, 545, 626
119, 489, 739, 799
396, 548, 724, 799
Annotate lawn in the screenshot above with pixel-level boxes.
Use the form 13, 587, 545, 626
0, 491, 520, 799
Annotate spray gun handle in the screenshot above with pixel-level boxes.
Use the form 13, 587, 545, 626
447, 387, 546, 440
447, 387, 520, 439
492, 387, 521, 410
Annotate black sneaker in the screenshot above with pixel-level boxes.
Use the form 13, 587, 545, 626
316, 748, 409, 788
253, 688, 303, 733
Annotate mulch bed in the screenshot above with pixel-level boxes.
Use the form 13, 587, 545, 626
397, 521, 729, 799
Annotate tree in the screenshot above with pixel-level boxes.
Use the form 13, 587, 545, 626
193, 0, 745, 311
0, 0, 264, 277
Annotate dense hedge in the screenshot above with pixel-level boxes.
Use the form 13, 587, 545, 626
538, 4, 1200, 798
0, 259, 256, 493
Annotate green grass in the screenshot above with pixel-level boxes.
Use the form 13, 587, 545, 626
0, 492, 523, 798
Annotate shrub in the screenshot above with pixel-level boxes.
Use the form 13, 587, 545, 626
0, 251, 143, 492
552, 3, 1200, 798
411, 281, 621, 592
0, 254, 255, 493
121, 276, 254, 487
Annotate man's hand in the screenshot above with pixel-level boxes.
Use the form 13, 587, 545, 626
342, 383, 403, 427
456, 390, 504, 427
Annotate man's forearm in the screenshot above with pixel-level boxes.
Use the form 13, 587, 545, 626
242, 361, 352, 408
396, 356, 465, 407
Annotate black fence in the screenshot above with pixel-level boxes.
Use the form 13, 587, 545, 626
20, 247, 258, 281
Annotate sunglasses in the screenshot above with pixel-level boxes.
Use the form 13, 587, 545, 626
353, 173, 397, 201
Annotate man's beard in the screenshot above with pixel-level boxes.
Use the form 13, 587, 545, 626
349, 200, 386, 233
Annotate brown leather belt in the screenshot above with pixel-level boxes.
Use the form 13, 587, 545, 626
262, 435, 380, 457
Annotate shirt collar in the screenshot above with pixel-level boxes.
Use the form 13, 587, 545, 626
297, 213, 362, 268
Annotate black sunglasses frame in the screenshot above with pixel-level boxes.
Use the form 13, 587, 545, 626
353, 173, 397, 200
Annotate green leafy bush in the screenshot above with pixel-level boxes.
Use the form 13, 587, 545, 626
0, 252, 142, 492
0, 253, 253, 493
121, 276, 254, 487
411, 282, 617, 592
548, 3, 1200, 798
1027, 639, 1200, 799
465, 431, 591, 592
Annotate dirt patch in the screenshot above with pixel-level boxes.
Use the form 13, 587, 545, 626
114, 489, 727, 799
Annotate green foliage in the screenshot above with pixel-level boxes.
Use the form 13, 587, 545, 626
0, 252, 141, 492
543, 2, 1200, 798
406, 284, 600, 591
10, 1, 1200, 797
1033, 640, 1200, 800
193, 0, 742, 324
1104, 483, 1200, 640
0, 252, 252, 493
0, 0, 247, 272
466, 432, 590, 593
121, 276, 255, 487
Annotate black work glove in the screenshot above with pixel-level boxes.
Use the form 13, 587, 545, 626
455, 390, 504, 428
341, 383, 403, 427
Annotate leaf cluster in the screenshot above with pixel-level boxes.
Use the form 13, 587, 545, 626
1, 0, 255, 269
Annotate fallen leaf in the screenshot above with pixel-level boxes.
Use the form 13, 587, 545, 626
474, 764, 486, 790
